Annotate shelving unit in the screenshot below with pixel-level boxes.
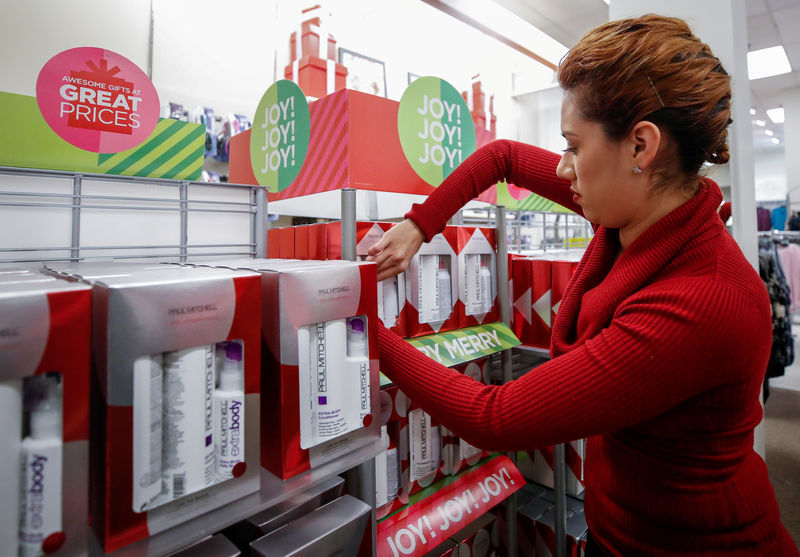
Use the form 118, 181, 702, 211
1, 170, 574, 557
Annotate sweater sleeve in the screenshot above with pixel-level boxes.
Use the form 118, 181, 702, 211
377, 279, 770, 451
405, 140, 578, 241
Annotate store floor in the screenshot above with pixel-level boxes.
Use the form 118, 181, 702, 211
764, 333, 800, 548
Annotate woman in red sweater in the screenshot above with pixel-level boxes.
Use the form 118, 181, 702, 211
368, 14, 798, 556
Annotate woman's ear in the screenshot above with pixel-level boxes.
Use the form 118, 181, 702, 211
627, 120, 661, 171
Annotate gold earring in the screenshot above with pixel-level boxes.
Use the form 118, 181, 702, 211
633, 165, 643, 174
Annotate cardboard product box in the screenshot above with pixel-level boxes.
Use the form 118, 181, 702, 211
242, 259, 380, 480
510, 258, 551, 349
223, 475, 344, 551
249, 494, 373, 557
404, 401, 445, 497
376, 385, 409, 518
405, 227, 460, 338
50, 264, 263, 553
279, 227, 295, 259
0, 276, 91, 557
294, 225, 311, 260
265, 228, 296, 260
534, 506, 580, 557
516, 440, 586, 498
168, 533, 241, 557
456, 227, 499, 328
450, 512, 499, 557
440, 358, 490, 476
550, 260, 579, 327
267, 228, 280, 259
326, 220, 408, 337
307, 223, 328, 261
566, 512, 589, 557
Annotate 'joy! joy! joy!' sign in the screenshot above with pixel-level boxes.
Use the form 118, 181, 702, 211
398, 77, 476, 187
250, 80, 311, 192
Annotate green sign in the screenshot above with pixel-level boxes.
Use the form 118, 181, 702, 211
496, 181, 573, 213
0, 91, 203, 180
250, 80, 310, 192
397, 77, 476, 187
406, 322, 520, 367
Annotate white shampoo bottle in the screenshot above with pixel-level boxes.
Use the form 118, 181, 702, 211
437, 257, 452, 323
480, 257, 493, 314
132, 354, 163, 512
19, 375, 62, 557
213, 341, 245, 482
162, 346, 215, 501
409, 409, 440, 483
346, 317, 370, 425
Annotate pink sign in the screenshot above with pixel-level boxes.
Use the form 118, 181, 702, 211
36, 47, 159, 153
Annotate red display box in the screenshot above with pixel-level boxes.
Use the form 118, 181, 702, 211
229, 89, 434, 199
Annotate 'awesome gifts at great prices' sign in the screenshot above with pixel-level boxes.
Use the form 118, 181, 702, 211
36, 47, 159, 153
250, 79, 311, 192
377, 455, 523, 557
397, 77, 476, 187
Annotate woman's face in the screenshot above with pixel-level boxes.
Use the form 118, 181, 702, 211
556, 94, 646, 228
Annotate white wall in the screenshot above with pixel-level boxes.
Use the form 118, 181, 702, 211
0, 0, 152, 95
0, 0, 558, 131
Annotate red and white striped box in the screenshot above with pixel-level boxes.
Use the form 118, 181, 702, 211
517, 439, 586, 498
550, 259, 579, 326
456, 227, 499, 329
0, 272, 91, 557
326, 221, 407, 338
511, 257, 551, 349
405, 227, 460, 338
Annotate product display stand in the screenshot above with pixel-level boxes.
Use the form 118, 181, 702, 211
496, 206, 519, 557
341, 187, 379, 557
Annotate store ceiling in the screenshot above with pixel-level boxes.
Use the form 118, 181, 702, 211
494, 0, 800, 153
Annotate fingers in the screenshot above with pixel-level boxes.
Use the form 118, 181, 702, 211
367, 236, 389, 257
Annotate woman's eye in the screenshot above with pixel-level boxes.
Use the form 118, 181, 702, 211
562, 147, 576, 154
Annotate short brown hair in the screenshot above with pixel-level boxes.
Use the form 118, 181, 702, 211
558, 14, 732, 183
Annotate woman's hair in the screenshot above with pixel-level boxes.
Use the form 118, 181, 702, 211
558, 14, 732, 185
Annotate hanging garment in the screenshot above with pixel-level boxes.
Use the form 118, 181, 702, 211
758, 242, 793, 395
772, 206, 787, 231
757, 207, 772, 231
778, 242, 800, 313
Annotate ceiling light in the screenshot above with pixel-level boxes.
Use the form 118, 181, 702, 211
767, 107, 785, 124
750, 108, 756, 115
765, 129, 774, 136
771, 137, 780, 144
747, 46, 792, 80
755, 119, 766, 126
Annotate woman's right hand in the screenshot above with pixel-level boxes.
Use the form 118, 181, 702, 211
366, 219, 425, 281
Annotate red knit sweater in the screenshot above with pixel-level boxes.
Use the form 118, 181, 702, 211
377, 140, 798, 555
